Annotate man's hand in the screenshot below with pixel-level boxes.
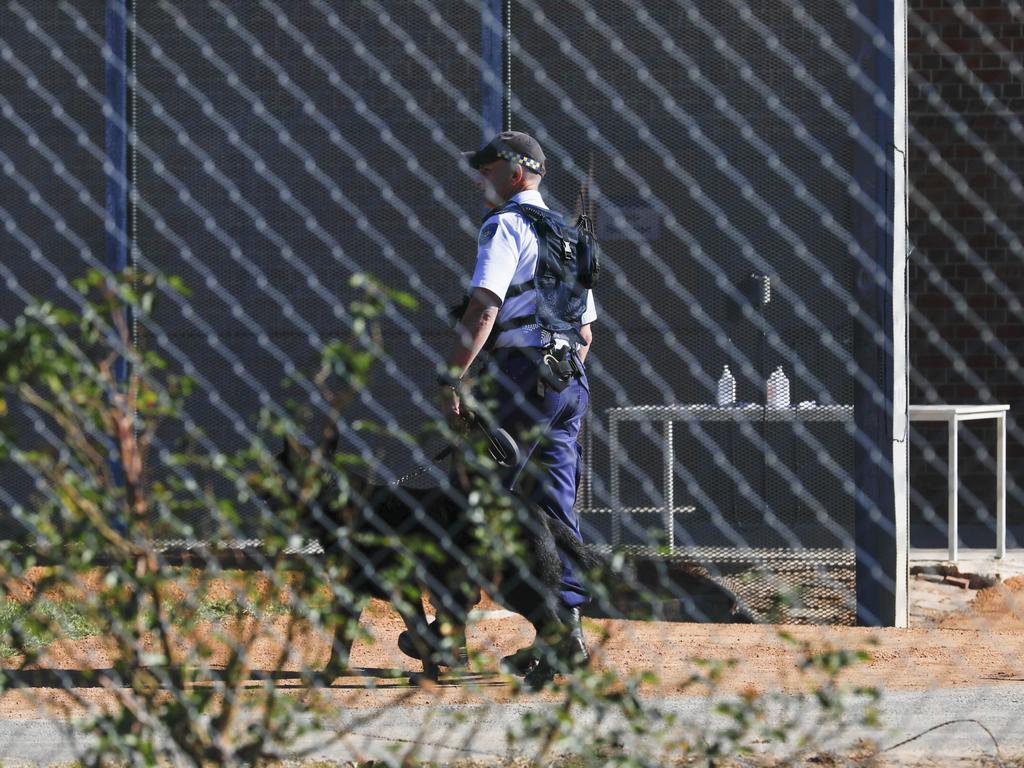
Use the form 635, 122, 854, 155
438, 383, 466, 435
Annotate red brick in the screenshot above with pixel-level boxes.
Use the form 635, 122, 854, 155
995, 324, 1024, 339
941, 37, 976, 55
913, 293, 956, 310
974, 67, 1011, 84
965, 293, 999, 308
969, 9, 1014, 25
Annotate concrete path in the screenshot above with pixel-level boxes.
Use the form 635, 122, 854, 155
0, 686, 1020, 766
286, 688, 1024, 765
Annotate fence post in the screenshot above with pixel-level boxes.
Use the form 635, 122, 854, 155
105, 0, 132, 528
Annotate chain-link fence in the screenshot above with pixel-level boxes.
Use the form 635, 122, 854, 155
3, 0, 906, 616
0, 0, 1020, 765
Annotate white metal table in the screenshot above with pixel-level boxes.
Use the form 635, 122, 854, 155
908, 404, 1010, 562
607, 404, 855, 551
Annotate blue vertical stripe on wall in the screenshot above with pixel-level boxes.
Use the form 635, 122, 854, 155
105, 0, 129, 494
481, 0, 503, 141
105, 0, 128, 276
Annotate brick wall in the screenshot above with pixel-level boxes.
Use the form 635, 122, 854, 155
907, 0, 1024, 545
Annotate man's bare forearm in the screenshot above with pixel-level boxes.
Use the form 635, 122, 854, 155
578, 323, 593, 364
446, 289, 501, 378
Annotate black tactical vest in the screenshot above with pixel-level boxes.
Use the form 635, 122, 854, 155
488, 201, 599, 348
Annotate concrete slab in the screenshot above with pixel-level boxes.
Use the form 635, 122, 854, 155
0, 688, 1021, 766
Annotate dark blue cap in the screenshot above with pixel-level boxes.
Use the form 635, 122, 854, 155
467, 131, 546, 176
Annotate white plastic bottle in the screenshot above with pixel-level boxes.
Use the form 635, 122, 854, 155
766, 366, 790, 408
717, 365, 736, 406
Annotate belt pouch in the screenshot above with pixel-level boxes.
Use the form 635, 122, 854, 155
538, 352, 571, 393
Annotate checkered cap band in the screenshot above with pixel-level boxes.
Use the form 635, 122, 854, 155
496, 149, 543, 173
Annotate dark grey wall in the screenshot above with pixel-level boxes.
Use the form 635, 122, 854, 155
1, 2, 894, 624
0, 2, 107, 534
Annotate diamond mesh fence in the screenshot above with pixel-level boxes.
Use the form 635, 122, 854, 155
0, 0, 1021, 765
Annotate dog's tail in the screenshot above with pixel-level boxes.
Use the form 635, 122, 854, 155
550, 522, 757, 624
548, 517, 605, 573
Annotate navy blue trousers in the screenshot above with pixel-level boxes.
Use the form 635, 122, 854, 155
486, 348, 590, 608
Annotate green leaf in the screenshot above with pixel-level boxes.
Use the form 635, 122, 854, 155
165, 275, 191, 297
388, 288, 418, 309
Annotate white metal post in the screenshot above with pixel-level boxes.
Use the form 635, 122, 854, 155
948, 415, 959, 562
663, 419, 674, 550
610, 413, 621, 548
997, 412, 1006, 559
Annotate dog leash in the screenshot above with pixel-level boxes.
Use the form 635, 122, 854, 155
391, 411, 519, 487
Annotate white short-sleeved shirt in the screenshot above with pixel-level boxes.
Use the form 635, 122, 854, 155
471, 190, 597, 350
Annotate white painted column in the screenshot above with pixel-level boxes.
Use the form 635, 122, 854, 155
663, 419, 674, 550
997, 412, 1006, 559
948, 415, 959, 563
610, 413, 621, 548
892, 0, 910, 626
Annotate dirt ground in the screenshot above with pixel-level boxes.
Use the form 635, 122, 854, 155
1, 570, 1023, 722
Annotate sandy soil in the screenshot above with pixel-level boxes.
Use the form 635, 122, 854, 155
1, 570, 1023, 721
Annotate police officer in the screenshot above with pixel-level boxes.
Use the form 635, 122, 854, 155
439, 130, 596, 673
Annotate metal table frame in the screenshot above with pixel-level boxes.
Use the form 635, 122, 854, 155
607, 404, 855, 551
908, 404, 1010, 562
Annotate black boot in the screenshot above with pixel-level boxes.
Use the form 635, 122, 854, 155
557, 605, 591, 667
518, 606, 591, 689
397, 621, 468, 668
500, 645, 540, 675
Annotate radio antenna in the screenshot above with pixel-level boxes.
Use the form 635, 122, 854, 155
576, 151, 595, 236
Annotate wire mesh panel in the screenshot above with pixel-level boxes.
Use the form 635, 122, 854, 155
9, 0, 1024, 763
28, 1, 1024, 765
123, 0, 889, 622
1, 1, 901, 620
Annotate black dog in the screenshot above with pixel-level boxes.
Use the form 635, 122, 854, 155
273, 438, 600, 687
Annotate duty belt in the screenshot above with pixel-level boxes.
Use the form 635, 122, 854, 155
496, 346, 582, 393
